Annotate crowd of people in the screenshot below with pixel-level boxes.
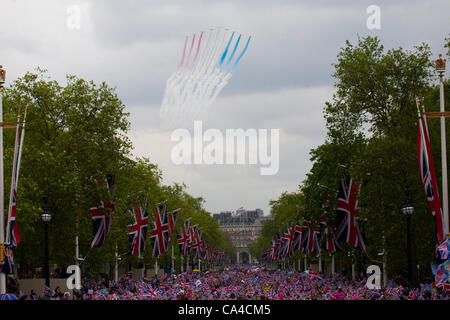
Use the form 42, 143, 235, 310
6, 265, 448, 300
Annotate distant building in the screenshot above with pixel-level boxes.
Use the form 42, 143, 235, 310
213, 208, 269, 264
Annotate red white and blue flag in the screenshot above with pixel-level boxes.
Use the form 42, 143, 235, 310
90, 175, 115, 249
189, 225, 197, 255
417, 116, 447, 244
127, 198, 149, 255
434, 262, 449, 289
301, 223, 321, 254
150, 203, 170, 257
282, 225, 296, 258
275, 233, 283, 260
177, 219, 191, 255
197, 229, 205, 259
437, 238, 449, 261
321, 224, 342, 252
335, 176, 366, 254
319, 216, 342, 252
6, 189, 20, 248
168, 209, 180, 236
5, 113, 26, 250
270, 238, 277, 261
203, 242, 211, 261
191, 227, 204, 259
292, 224, 304, 252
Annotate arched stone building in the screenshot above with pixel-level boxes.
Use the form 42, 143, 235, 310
213, 209, 269, 264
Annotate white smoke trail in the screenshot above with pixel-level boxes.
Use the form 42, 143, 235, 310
160, 27, 251, 128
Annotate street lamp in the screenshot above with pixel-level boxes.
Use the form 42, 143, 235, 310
41, 195, 51, 287
401, 188, 417, 286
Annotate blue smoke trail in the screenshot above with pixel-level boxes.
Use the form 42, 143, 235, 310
224, 34, 241, 71
230, 35, 251, 74
219, 32, 235, 68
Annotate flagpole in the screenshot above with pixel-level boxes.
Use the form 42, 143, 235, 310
437, 55, 449, 237
331, 253, 335, 275
171, 243, 174, 274
114, 244, 119, 282
75, 235, 79, 267
14, 107, 26, 185
0, 66, 6, 294
138, 252, 144, 278
351, 252, 355, 280
5, 111, 20, 244
319, 253, 322, 273
382, 235, 387, 286
186, 253, 189, 273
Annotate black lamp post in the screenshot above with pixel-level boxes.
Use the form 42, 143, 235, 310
41, 195, 51, 287
401, 188, 417, 286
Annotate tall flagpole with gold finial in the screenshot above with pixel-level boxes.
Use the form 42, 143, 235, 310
436, 55, 449, 238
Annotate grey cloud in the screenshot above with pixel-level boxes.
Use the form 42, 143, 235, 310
1, 0, 449, 215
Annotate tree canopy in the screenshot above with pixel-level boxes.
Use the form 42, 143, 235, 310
2, 69, 234, 277
254, 35, 450, 280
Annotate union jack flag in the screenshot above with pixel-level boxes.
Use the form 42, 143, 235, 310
282, 225, 296, 258
177, 219, 191, 255
189, 225, 197, 256
271, 234, 281, 260
335, 176, 366, 254
149, 203, 170, 257
90, 175, 115, 248
197, 229, 205, 259
321, 224, 342, 252
191, 226, 203, 259
301, 222, 321, 254
5, 116, 24, 249
127, 198, 149, 255
270, 238, 277, 261
292, 223, 304, 252
203, 242, 211, 261
6, 189, 20, 248
319, 215, 342, 252
434, 261, 449, 289
297, 221, 310, 253
168, 209, 180, 236
417, 115, 447, 244
437, 238, 449, 261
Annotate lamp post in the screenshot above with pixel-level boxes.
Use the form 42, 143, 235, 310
41, 195, 51, 287
401, 188, 417, 286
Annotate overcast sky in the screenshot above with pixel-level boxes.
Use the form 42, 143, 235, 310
1, 0, 449, 215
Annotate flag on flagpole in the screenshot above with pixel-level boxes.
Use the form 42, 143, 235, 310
335, 176, 367, 254
417, 114, 447, 244
90, 175, 115, 248
127, 198, 149, 255
5, 109, 27, 249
